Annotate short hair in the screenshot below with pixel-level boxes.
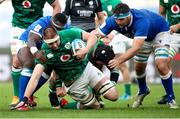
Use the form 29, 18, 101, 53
113, 3, 130, 15
43, 26, 57, 40
52, 13, 67, 25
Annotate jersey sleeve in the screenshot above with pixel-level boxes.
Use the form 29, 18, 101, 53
63, 0, 71, 16
96, 0, 103, 12
29, 18, 50, 38
159, 0, 166, 7
98, 18, 113, 36
133, 19, 150, 40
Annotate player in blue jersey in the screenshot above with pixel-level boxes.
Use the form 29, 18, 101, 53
93, 3, 178, 109
13, 13, 69, 110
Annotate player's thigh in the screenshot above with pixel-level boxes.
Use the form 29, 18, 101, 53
10, 27, 25, 55
17, 46, 35, 68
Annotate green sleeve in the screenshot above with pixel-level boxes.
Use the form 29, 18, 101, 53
55, 79, 62, 88
46, 0, 56, 5
159, 0, 166, 7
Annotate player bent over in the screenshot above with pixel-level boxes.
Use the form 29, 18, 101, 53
13, 27, 119, 110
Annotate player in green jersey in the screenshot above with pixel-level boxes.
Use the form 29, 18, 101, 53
158, 0, 180, 105
13, 27, 119, 110
101, 0, 121, 16
9, 0, 61, 106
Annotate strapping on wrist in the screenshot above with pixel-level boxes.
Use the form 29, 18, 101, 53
30, 47, 38, 55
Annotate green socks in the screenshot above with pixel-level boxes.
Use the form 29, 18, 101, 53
11, 69, 21, 96
124, 83, 131, 95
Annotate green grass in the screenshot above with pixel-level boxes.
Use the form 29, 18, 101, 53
0, 82, 180, 118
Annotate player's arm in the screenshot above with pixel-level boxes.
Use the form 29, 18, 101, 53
11, 64, 45, 110
74, 31, 98, 59
96, 12, 105, 25
108, 38, 145, 69
50, 0, 61, 16
170, 23, 180, 33
0, 0, 6, 4
159, 1, 166, 18
27, 33, 47, 63
24, 64, 45, 98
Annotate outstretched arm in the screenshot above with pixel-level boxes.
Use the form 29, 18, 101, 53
50, 0, 61, 16
108, 38, 144, 69
24, 64, 45, 98
0, 0, 6, 4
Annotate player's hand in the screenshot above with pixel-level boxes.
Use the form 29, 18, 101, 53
34, 50, 47, 63
108, 57, 121, 69
56, 87, 67, 97
73, 47, 89, 60
10, 97, 29, 110
170, 25, 178, 34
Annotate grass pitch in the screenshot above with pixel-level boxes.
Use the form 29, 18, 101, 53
0, 82, 180, 118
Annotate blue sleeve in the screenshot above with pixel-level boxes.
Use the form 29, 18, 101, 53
134, 18, 150, 39
98, 17, 114, 36
30, 17, 51, 38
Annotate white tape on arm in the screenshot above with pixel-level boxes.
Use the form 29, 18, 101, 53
30, 47, 38, 55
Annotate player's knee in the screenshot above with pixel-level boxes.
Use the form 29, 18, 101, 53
98, 80, 119, 101
155, 59, 169, 73
103, 87, 119, 101
71, 92, 98, 107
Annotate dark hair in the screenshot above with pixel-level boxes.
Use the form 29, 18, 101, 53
113, 3, 130, 15
43, 26, 57, 40
52, 13, 67, 24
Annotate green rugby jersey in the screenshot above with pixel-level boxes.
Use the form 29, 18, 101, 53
101, 0, 121, 16
38, 28, 88, 84
160, 0, 180, 33
11, 0, 55, 28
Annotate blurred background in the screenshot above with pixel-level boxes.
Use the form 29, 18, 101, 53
0, 0, 179, 82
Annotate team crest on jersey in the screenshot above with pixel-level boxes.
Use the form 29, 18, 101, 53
163, 0, 168, 3
65, 42, 71, 49
107, 5, 112, 12
60, 54, 71, 62
89, 1, 94, 8
171, 4, 180, 14
22, 0, 31, 8
47, 53, 54, 59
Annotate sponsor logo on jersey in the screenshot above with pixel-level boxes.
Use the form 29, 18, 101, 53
107, 5, 112, 12
75, 3, 81, 7
77, 10, 93, 17
65, 42, 71, 49
60, 54, 71, 62
163, 0, 168, 3
22, 0, 31, 8
171, 4, 180, 14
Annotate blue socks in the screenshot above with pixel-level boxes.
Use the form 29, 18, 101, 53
161, 72, 174, 102
137, 73, 148, 94
19, 68, 33, 101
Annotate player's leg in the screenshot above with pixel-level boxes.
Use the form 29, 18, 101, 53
110, 33, 132, 100
9, 27, 25, 106
118, 62, 132, 100
132, 42, 152, 108
157, 33, 179, 105
154, 32, 178, 109
67, 62, 118, 109
17, 47, 48, 108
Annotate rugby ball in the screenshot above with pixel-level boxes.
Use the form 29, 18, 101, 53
71, 39, 86, 55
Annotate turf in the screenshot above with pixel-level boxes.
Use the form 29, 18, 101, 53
0, 82, 180, 118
